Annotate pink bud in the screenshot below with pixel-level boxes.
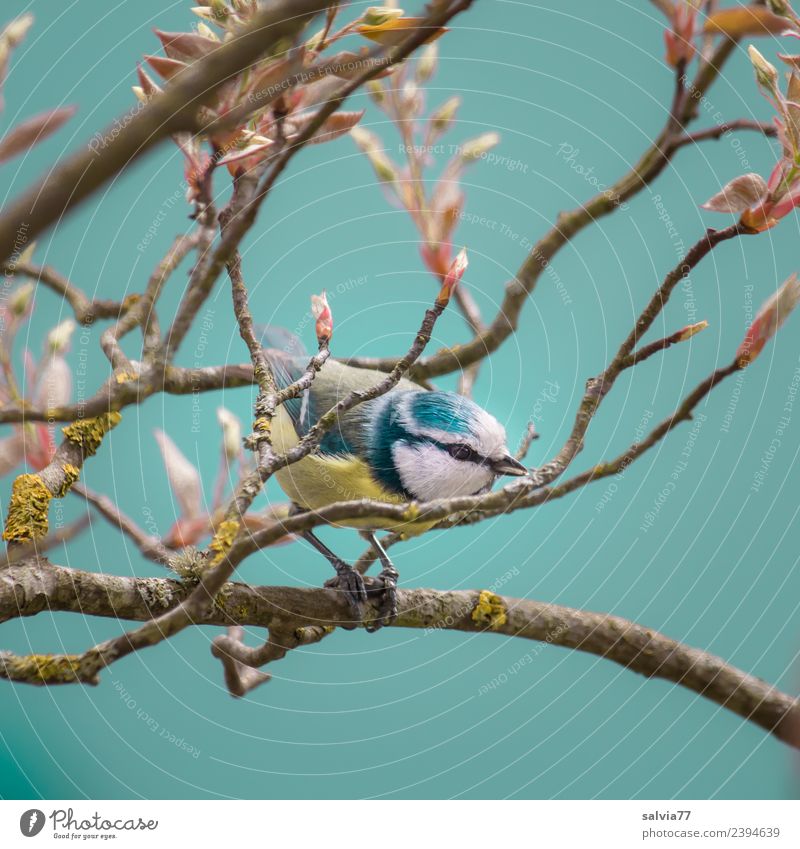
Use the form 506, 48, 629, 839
664, 3, 698, 68
437, 247, 468, 307
310, 290, 333, 346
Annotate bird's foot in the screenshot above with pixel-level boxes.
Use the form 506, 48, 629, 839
324, 560, 367, 623
364, 564, 399, 633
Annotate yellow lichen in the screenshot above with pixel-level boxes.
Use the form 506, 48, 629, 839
6, 653, 85, 684
62, 411, 122, 456
122, 293, 141, 310
209, 519, 240, 562
254, 416, 271, 432
114, 371, 137, 384
2, 474, 52, 542
403, 503, 421, 522
54, 463, 81, 498
472, 590, 508, 630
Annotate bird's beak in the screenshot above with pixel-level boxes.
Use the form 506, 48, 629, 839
490, 454, 528, 476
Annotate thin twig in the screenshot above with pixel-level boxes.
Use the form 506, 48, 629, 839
674, 119, 776, 149
345, 35, 744, 381
3, 261, 124, 324
71, 483, 171, 565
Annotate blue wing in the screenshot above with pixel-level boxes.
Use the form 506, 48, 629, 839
263, 350, 423, 459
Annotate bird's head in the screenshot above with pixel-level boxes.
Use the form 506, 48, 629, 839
377, 390, 527, 501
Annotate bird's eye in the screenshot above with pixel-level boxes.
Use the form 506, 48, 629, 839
448, 444, 474, 461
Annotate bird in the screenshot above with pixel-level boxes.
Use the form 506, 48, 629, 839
265, 350, 528, 631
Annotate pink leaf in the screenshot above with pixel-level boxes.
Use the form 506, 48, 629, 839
0, 106, 76, 163
144, 54, 188, 81
291, 110, 365, 146
216, 140, 274, 167
738, 273, 800, 366
153, 29, 219, 61
437, 247, 468, 307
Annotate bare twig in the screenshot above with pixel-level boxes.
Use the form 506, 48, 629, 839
674, 119, 776, 149
345, 35, 746, 381
528, 223, 747, 489
100, 232, 198, 368
3, 261, 125, 324
515, 422, 539, 461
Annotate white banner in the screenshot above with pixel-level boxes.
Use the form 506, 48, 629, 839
0, 800, 797, 847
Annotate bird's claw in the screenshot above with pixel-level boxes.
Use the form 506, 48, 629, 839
324, 561, 368, 619
365, 566, 399, 633
323, 560, 398, 633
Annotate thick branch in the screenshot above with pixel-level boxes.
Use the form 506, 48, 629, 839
1, 560, 797, 747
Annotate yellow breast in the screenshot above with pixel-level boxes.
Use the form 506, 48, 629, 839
271, 406, 431, 534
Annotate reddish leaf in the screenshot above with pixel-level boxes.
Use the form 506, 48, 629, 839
291, 110, 365, 146
738, 273, 800, 366
154, 29, 219, 61
0, 106, 76, 163
136, 64, 163, 97
437, 247, 468, 307
216, 139, 273, 167
144, 54, 188, 81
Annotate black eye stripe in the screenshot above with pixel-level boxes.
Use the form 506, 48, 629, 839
439, 441, 490, 465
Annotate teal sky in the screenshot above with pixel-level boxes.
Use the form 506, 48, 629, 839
1, 0, 799, 799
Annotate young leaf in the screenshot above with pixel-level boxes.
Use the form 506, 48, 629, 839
700, 173, 769, 213
153, 29, 220, 61
291, 110, 365, 146
144, 54, 189, 81
703, 7, 787, 37
153, 430, 203, 519
0, 106, 76, 163
738, 273, 800, 366
358, 17, 447, 48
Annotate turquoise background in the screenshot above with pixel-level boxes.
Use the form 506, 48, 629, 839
1, 0, 799, 799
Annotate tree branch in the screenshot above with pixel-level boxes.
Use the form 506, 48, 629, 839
345, 35, 747, 380
674, 119, 776, 149
1, 559, 797, 747
71, 483, 171, 565
0, 0, 331, 264
2, 261, 125, 324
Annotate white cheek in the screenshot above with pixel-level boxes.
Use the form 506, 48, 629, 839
392, 443, 495, 500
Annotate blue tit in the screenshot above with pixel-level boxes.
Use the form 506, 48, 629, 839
266, 351, 527, 630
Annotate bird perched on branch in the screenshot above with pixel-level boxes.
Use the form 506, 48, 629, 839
266, 353, 527, 631
263, 250, 526, 630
